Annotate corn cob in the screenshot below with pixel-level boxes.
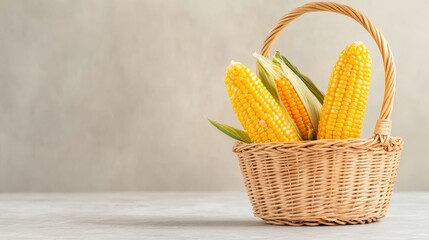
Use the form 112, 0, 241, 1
317, 42, 372, 139
276, 78, 314, 140
254, 53, 321, 140
225, 62, 300, 143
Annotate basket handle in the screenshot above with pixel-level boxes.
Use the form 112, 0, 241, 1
261, 2, 395, 137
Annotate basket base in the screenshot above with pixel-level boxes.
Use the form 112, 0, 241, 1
260, 216, 382, 226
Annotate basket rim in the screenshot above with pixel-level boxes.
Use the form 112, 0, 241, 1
233, 136, 404, 153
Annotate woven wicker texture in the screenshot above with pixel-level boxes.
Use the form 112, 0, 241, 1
233, 2, 404, 226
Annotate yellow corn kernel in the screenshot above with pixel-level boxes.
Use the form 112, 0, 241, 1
276, 78, 314, 140
225, 62, 300, 143
318, 42, 372, 139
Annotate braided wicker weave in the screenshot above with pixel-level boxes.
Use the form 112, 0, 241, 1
233, 2, 404, 226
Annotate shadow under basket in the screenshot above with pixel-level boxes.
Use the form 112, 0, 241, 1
231, 2, 405, 226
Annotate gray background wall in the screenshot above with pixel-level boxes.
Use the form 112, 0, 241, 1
0, 0, 426, 192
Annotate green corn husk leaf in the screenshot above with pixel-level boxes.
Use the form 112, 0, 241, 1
307, 126, 316, 140
254, 54, 282, 106
273, 54, 322, 137
254, 53, 303, 141
275, 51, 325, 104
208, 119, 251, 143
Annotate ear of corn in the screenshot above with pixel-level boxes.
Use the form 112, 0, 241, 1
273, 54, 322, 140
317, 42, 372, 139
255, 53, 321, 140
255, 55, 303, 140
225, 61, 301, 143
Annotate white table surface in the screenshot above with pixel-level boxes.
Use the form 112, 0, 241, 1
0, 192, 428, 240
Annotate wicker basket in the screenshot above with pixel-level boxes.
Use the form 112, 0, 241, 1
232, 2, 404, 226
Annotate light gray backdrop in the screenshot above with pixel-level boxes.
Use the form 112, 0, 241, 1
0, 0, 426, 192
